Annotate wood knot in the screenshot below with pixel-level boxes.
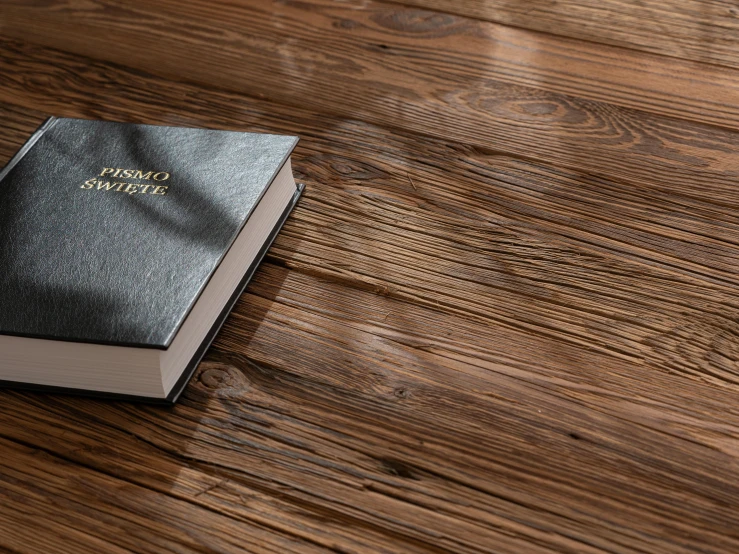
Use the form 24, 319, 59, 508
333, 18, 358, 29
194, 362, 249, 394
332, 162, 355, 175
393, 387, 410, 399
371, 9, 467, 37
515, 101, 563, 118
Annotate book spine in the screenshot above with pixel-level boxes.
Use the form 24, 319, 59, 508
0, 116, 57, 183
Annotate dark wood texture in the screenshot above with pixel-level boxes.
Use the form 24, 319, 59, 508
388, 0, 739, 70
1, 1, 739, 552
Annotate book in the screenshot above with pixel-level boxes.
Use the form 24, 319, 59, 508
0, 117, 303, 403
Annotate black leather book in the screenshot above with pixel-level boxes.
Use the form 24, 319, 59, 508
0, 117, 303, 403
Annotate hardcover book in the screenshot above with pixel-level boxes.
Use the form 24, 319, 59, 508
0, 117, 303, 403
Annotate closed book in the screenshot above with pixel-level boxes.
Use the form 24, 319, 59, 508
0, 117, 303, 403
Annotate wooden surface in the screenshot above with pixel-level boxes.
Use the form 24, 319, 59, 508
1, 0, 739, 552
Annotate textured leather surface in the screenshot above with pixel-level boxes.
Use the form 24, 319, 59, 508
0, 118, 297, 347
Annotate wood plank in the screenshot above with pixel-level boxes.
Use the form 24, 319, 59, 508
3, 39, 739, 228
0, 420, 557, 554
388, 0, 739, 70
1, 0, 738, 132
0, 262, 739, 552
0, 436, 327, 553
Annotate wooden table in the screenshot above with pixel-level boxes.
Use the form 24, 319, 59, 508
1, 1, 739, 552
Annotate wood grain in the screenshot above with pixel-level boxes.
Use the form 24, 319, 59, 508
3, 0, 739, 552
390, 0, 739, 70
1, 0, 739, 132
3, 39, 739, 228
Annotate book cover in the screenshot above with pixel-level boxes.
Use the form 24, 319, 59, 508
0, 117, 303, 402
